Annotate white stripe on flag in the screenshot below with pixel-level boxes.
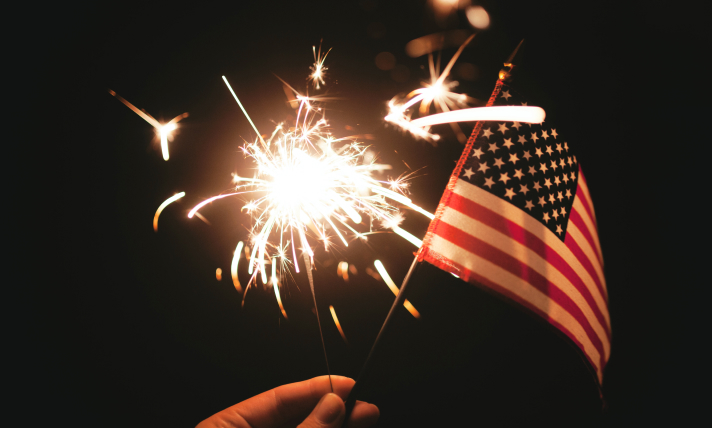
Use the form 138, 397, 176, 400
452, 179, 610, 335
428, 233, 603, 380
438, 205, 610, 358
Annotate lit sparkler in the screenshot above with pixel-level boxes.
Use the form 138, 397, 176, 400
385, 34, 476, 143
188, 76, 432, 289
108, 90, 188, 160
386, 34, 545, 143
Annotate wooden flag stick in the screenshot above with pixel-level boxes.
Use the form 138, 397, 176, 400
342, 255, 421, 425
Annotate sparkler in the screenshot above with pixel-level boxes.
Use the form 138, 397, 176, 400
385, 34, 476, 143
185, 52, 434, 391
189, 77, 433, 290
386, 34, 544, 144
108, 90, 188, 160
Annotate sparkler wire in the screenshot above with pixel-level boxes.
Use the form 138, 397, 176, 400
303, 252, 333, 393
342, 256, 421, 425
222, 76, 266, 146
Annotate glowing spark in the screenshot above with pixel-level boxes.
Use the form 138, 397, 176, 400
108, 90, 188, 160
159, 122, 176, 160
272, 257, 288, 319
231, 241, 244, 293
329, 305, 349, 344
337, 261, 349, 281
392, 226, 423, 248
215, 268, 222, 281
153, 192, 185, 232
373, 260, 420, 318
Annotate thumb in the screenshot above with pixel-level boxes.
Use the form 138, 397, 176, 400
297, 393, 345, 428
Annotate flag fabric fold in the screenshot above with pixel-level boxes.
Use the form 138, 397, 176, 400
418, 79, 610, 385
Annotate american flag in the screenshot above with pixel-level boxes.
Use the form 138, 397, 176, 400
418, 80, 610, 384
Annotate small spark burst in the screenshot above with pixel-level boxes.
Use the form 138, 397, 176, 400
108, 89, 188, 160
309, 42, 331, 90
188, 73, 433, 288
386, 34, 546, 143
385, 34, 476, 144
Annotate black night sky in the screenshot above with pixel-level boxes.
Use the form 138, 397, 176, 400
24, 0, 705, 426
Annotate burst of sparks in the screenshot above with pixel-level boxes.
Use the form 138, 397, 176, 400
385, 34, 547, 143
188, 75, 433, 288
385, 34, 476, 143
108, 89, 188, 160
310, 42, 331, 90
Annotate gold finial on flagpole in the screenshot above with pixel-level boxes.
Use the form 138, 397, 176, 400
499, 39, 525, 81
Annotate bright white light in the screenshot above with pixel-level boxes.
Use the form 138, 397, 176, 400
410, 106, 545, 128
466, 6, 490, 29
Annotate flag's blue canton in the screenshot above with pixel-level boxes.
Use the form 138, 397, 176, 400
460, 84, 578, 240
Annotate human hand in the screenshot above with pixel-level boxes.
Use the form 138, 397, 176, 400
196, 375, 379, 428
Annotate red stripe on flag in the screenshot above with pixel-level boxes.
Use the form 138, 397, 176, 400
568, 209, 605, 271
561, 222, 608, 302
576, 168, 598, 228
445, 192, 610, 338
420, 247, 603, 380
433, 220, 608, 361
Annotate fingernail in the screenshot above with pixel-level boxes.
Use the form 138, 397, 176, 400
315, 393, 343, 424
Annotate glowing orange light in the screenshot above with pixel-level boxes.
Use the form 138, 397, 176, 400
272, 258, 288, 319
466, 6, 490, 29
337, 261, 350, 281
153, 192, 185, 232
329, 305, 349, 344
374, 260, 420, 318
215, 268, 222, 281
231, 241, 244, 293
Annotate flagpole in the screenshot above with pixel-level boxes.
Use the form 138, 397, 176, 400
342, 255, 420, 425
342, 40, 526, 425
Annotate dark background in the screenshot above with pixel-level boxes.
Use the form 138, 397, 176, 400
24, 0, 705, 426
